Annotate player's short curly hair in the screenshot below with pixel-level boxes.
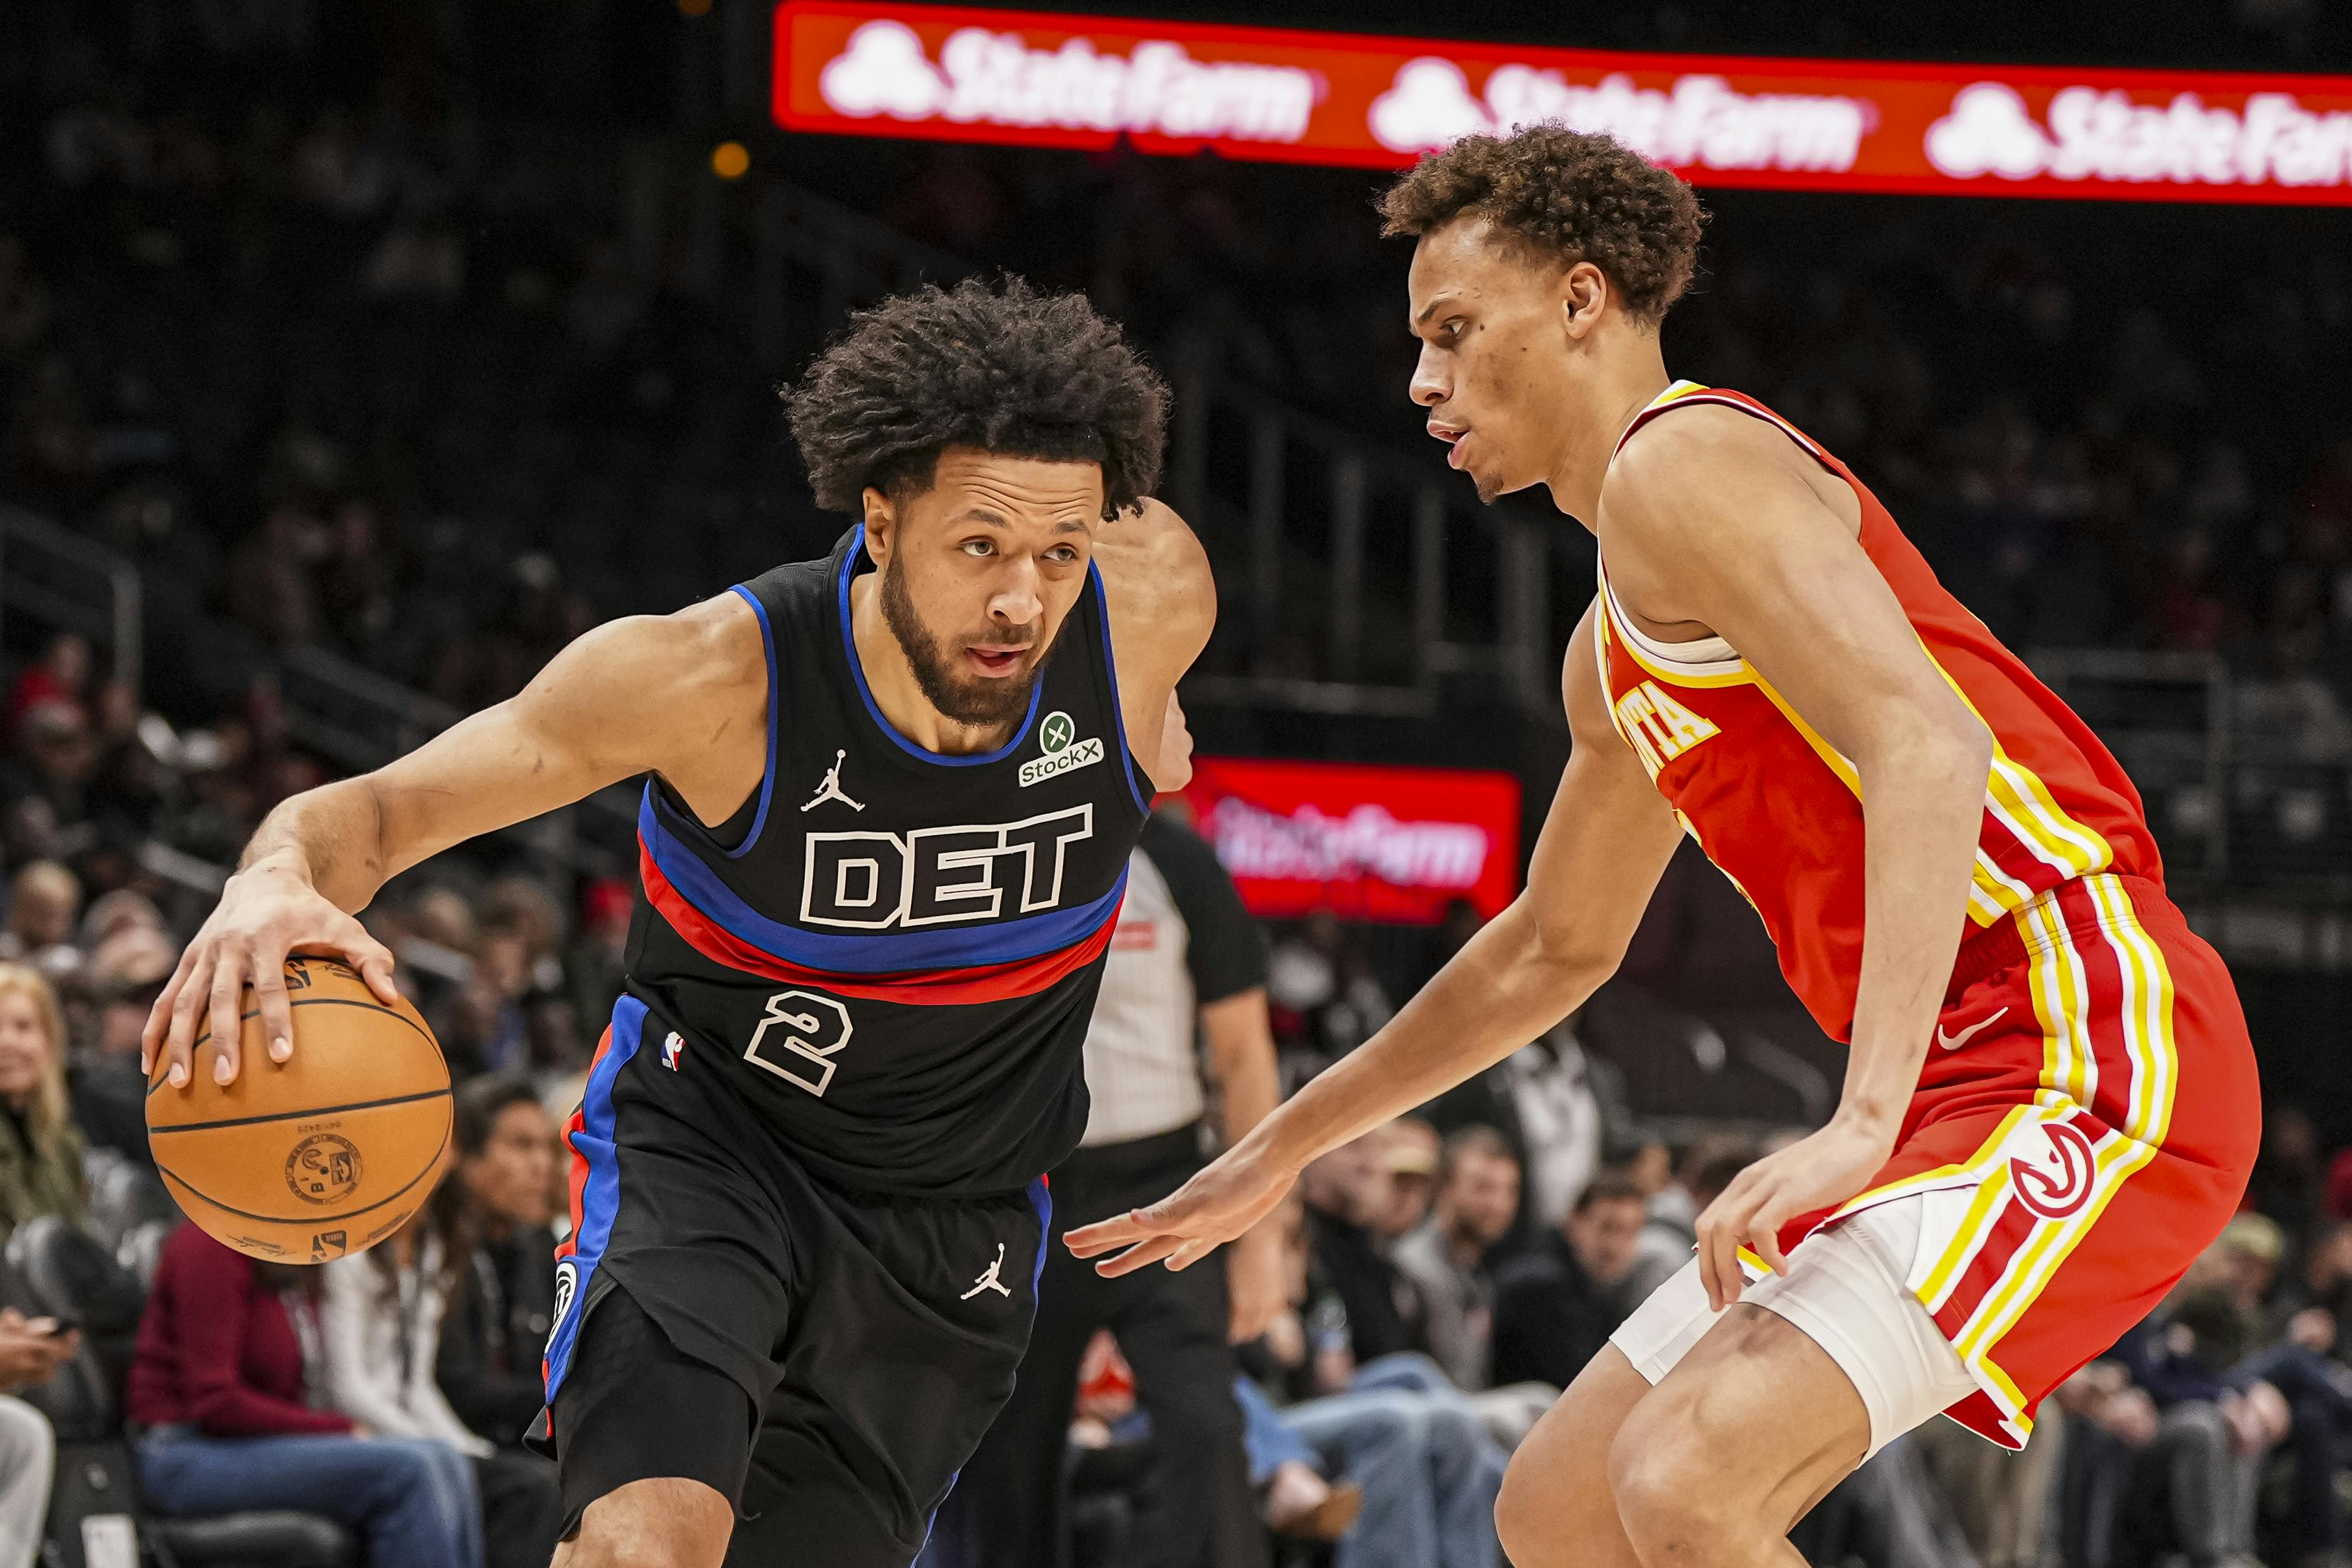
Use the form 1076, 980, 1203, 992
783, 275, 1168, 520
1378, 127, 1706, 322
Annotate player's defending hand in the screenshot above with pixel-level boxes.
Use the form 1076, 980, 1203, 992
1693, 1115, 1896, 1312
1066, 1142, 1296, 1277
143, 860, 398, 1090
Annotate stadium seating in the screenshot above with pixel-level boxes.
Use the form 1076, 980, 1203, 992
4, 1218, 355, 1568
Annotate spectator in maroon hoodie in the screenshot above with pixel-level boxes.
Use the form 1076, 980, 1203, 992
126, 1224, 485, 1568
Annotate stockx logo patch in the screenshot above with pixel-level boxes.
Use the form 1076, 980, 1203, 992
1019, 710, 1104, 787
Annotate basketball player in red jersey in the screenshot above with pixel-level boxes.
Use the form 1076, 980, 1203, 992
1070, 127, 2261, 1566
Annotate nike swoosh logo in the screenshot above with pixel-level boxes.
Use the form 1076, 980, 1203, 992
1935, 1006, 2010, 1051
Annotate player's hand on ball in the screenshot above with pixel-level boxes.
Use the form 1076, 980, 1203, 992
1694, 1115, 1895, 1312
1066, 1143, 1296, 1277
143, 861, 398, 1089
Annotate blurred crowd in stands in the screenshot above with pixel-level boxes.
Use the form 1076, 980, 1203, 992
4, 5, 2352, 746
0, 4, 2348, 1567
0, 741, 2348, 1565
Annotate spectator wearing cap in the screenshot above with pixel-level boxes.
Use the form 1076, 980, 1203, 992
2096, 1233, 2292, 1568
1379, 1118, 1441, 1241
0, 965, 86, 1245
1392, 1127, 1521, 1393
1301, 1128, 1430, 1368
2202, 1212, 2352, 1567
2217, 1212, 2284, 1317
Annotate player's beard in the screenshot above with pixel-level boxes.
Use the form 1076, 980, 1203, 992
879, 550, 1053, 728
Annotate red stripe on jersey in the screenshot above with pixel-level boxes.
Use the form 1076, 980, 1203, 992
640, 845, 1121, 1004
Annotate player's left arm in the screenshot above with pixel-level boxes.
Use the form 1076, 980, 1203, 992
1603, 408, 1994, 1310
1093, 497, 1215, 790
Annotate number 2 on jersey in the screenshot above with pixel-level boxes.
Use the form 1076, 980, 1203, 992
743, 990, 854, 1098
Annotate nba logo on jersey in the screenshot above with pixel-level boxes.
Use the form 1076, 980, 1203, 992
661, 1031, 685, 1071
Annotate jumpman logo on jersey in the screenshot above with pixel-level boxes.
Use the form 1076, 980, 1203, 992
960, 1243, 1011, 1300
800, 750, 864, 813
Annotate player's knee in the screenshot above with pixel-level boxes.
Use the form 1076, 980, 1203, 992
557, 1529, 702, 1568
561, 1480, 733, 1568
1494, 1450, 1581, 1568
1607, 1390, 1739, 1550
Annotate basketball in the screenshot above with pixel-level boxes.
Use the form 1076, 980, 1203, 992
145, 954, 453, 1266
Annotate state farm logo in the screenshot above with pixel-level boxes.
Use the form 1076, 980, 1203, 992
1205, 795, 1487, 891
1927, 80, 2352, 189
818, 19, 1318, 143
1368, 57, 1871, 174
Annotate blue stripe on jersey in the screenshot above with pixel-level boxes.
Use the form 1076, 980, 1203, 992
639, 789, 1130, 975
1086, 560, 1152, 816
545, 993, 648, 1401
720, 584, 782, 859
1026, 1176, 1052, 1291
836, 538, 1042, 768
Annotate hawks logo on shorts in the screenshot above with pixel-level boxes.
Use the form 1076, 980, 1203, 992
2008, 1121, 2097, 1222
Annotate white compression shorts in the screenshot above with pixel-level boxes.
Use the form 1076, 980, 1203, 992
1607, 1194, 1979, 1461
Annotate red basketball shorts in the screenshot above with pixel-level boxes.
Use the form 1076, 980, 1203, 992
1784, 871, 2260, 1448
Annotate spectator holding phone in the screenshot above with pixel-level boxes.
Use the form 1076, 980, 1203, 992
0, 1306, 73, 1568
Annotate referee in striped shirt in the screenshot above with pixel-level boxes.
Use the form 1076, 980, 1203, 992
943, 806, 1285, 1567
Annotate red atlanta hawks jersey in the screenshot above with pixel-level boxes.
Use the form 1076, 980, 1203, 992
1594, 381, 2162, 1042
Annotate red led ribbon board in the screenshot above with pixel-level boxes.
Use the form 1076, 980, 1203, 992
776, 1, 2352, 203
1181, 757, 1521, 925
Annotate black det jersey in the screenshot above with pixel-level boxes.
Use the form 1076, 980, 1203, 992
618, 528, 1154, 1195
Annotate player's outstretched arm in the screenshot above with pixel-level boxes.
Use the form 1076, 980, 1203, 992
144, 593, 768, 1089
1067, 606, 1685, 1276
1603, 407, 1994, 1310
1093, 497, 1215, 790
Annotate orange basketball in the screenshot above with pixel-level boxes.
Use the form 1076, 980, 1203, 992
145, 953, 453, 1265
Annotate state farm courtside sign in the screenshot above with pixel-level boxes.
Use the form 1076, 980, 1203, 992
776, 1, 2352, 203
1183, 757, 1521, 925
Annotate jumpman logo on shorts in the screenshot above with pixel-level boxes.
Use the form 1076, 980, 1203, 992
961, 1243, 1011, 1300
800, 750, 864, 812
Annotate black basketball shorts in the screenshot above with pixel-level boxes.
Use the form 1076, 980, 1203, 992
532, 997, 1049, 1568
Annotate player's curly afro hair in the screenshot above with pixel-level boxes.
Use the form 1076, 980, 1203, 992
1378, 127, 1706, 323
784, 275, 1169, 521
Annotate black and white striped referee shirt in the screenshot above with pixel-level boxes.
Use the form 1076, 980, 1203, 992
1078, 813, 1267, 1148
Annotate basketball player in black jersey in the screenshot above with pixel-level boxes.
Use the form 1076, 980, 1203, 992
142, 277, 1215, 1568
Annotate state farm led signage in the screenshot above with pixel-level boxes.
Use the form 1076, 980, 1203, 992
775, 1, 2352, 204
1183, 757, 1521, 925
